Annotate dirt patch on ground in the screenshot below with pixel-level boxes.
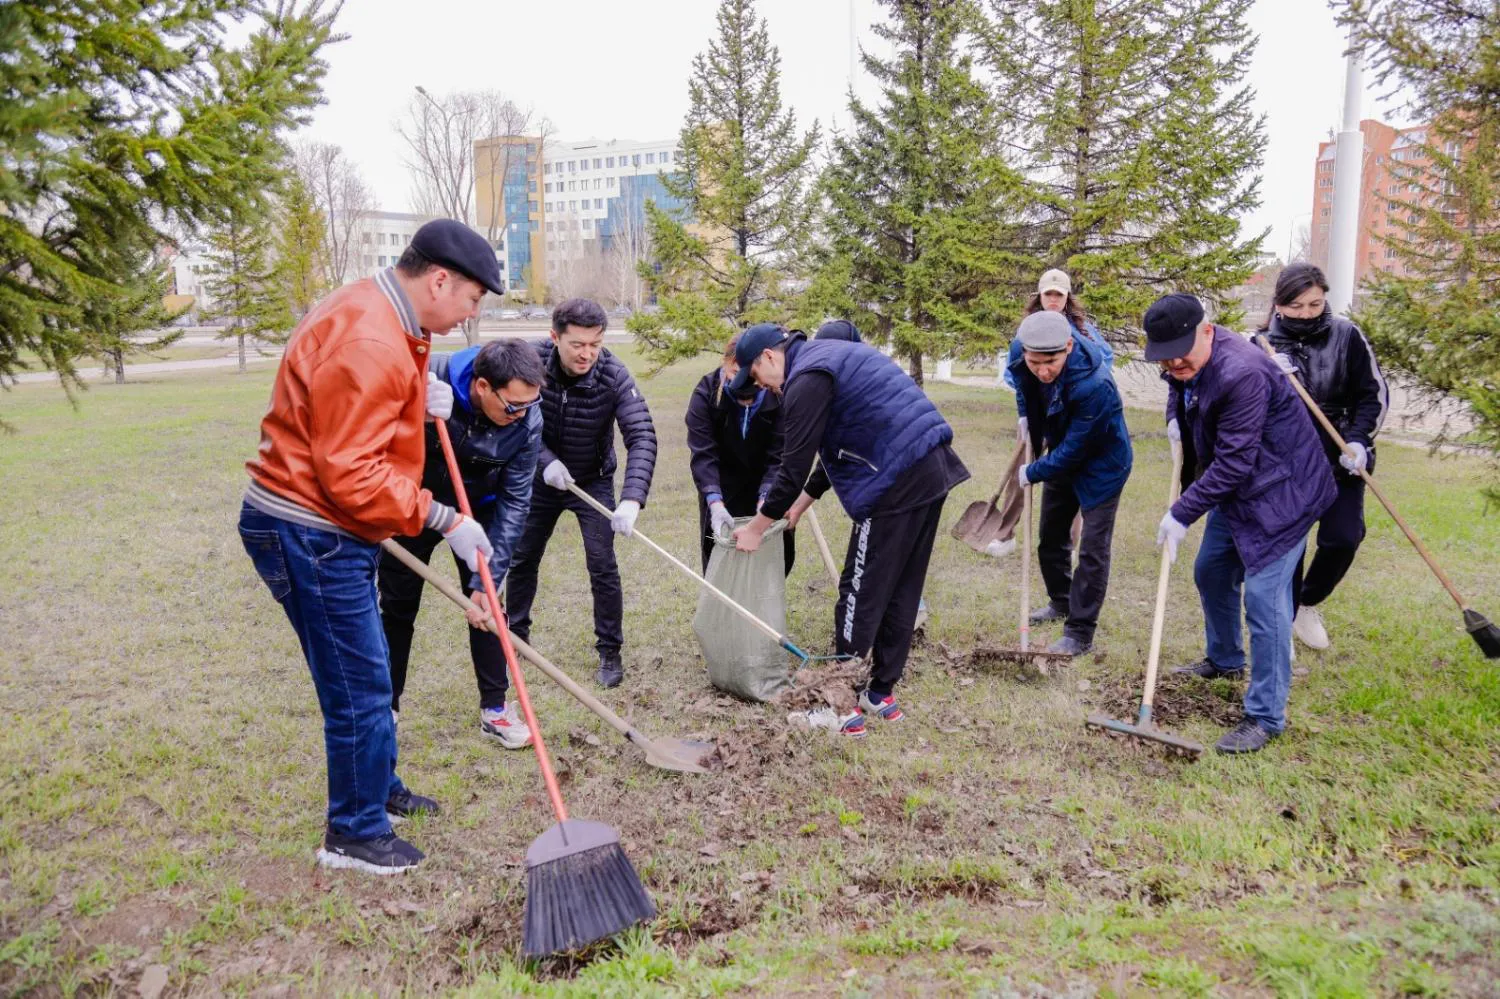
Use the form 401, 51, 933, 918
1085, 666, 1244, 729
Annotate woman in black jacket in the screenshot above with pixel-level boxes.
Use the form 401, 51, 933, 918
685, 333, 795, 573
1262, 262, 1389, 652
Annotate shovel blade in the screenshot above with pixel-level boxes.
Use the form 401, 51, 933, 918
1464, 608, 1500, 659
951, 499, 999, 546
638, 736, 713, 774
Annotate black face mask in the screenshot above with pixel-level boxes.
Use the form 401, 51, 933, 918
1276, 305, 1331, 338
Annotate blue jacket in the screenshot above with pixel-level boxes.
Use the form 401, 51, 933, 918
426, 347, 541, 582
1007, 333, 1132, 509
1167, 328, 1336, 574
785, 337, 953, 520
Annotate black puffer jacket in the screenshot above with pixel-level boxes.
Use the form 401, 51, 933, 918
1265, 309, 1388, 474
533, 341, 657, 506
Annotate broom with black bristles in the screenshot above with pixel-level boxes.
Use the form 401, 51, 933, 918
432, 420, 655, 956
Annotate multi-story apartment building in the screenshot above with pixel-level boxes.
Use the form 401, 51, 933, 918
1308, 118, 1439, 286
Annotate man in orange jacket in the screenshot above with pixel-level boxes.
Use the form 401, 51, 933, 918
239, 219, 502, 874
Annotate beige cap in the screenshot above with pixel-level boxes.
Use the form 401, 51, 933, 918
1038, 269, 1071, 296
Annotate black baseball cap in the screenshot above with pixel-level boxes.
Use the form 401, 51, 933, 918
409, 219, 504, 296
727, 323, 789, 395
1142, 293, 1206, 361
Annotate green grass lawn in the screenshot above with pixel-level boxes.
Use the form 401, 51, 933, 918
1, 351, 1497, 997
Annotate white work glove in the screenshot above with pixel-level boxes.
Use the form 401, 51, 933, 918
541, 459, 574, 491
709, 500, 735, 539
1017, 416, 1028, 439
1017, 464, 1030, 489
1156, 512, 1188, 564
1339, 441, 1369, 474
1272, 352, 1297, 375
425, 371, 453, 421
1166, 418, 1181, 443
443, 515, 494, 573
611, 499, 640, 537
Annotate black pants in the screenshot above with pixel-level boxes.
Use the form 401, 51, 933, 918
377, 528, 507, 712
835, 495, 947, 697
1037, 484, 1120, 644
506, 477, 623, 655
697, 495, 796, 575
1294, 474, 1366, 609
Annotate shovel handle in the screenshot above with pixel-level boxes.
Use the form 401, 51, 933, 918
1019, 437, 1032, 652
563, 482, 793, 649
434, 421, 569, 824
805, 507, 841, 587
1139, 441, 1184, 712
1252, 335, 1471, 611
377, 538, 637, 741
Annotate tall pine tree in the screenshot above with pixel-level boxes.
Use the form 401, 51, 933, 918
629, 0, 820, 364
982, 0, 1267, 336
1336, 0, 1500, 494
816, 0, 1031, 383
203, 204, 292, 373
0, 1, 340, 390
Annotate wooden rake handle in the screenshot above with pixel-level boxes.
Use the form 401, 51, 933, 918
1252, 334, 1471, 611
563, 482, 792, 649
1140, 441, 1184, 712
434, 421, 569, 823
377, 537, 638, 742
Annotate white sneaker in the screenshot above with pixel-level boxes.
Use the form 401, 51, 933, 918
479, 704, 532, 749
1293, 605, 1330, 650
798, 707, 867, 738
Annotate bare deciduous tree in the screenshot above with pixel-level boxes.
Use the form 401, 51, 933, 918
397, 88, 551, 340
293, 140, 376, 287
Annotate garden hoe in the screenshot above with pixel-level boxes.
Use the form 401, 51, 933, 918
1085, 441, 1204, 757
565, 482, 830, 665
378, 538, 711, 774
951, 435, 1025, 556
984, 437, 1071, 676
434, 424, 654, 958
1253, 335, 1500, 660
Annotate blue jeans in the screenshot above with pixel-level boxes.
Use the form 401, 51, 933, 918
238, 503, 403, 840
1193, 511, 1303, 733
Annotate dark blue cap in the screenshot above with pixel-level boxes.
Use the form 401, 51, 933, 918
728, 322, 789, 395
1142, 293, 1205, 361
815, 319, 862, 343
409, 219, 504, 296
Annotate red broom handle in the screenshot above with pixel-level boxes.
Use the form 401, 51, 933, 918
433, 420, 569, 823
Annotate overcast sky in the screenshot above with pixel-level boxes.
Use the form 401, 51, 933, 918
301, 0, 1409, 262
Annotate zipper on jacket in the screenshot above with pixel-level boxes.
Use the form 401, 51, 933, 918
838, 448, 880, 472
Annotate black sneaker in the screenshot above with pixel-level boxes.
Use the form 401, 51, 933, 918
317, 830, 424, 875
1171, 658, 1244, 679
596, 651, 623, 689
1029, 604, 1066, 625
1215, 719, 1277, 755
385, 788, 440, 825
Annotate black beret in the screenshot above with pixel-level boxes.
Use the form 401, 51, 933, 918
409, 219, 504, 296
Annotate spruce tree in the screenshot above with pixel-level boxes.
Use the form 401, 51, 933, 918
1336, 0, 1500, 493
203, 205, 292, 373
816, 0, 1031, 383
982, 0, 1267, 337
0, 1, 340, 389
276, 172, 328, 319
83, 247, 185, 384
630, 0, 820, 364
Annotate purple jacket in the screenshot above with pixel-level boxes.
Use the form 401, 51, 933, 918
1166, 328, 1336, 574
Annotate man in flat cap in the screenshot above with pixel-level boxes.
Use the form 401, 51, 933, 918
1145, 293, 1335, 755
731, 324, 969, 735
1006, 310, 1132, 657
239, 219, 503, 873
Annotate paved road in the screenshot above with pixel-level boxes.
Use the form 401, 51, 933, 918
8, 328, 635, 385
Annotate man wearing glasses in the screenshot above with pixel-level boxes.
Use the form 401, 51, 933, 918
377, 338, 545, 750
